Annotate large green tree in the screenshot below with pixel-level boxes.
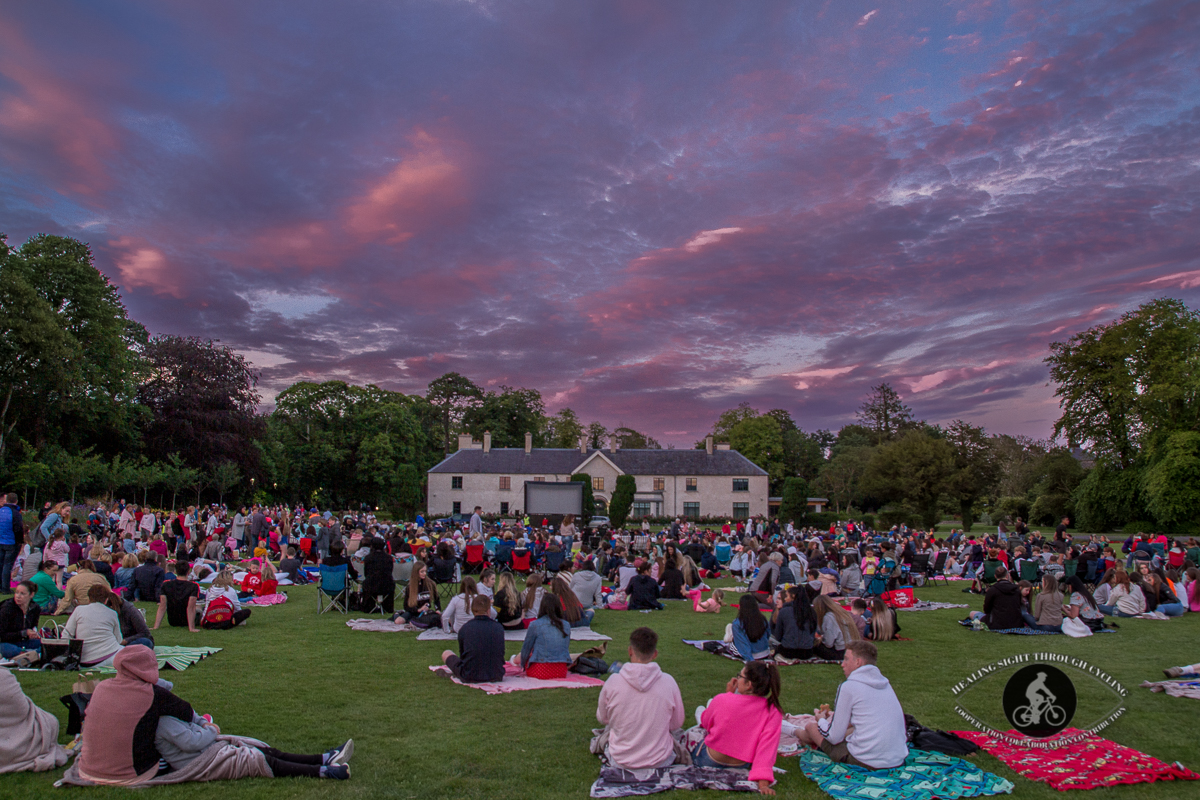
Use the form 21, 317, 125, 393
0, 234, 146, 466
544, 408, 585, 449
462, 386, 546, 448
856, 383, 915, 445
866, 431, 955, 528
943, 420, 999, 531
609, 474, 636, 529
425, 373, 484, 454
728, 415, 785, 490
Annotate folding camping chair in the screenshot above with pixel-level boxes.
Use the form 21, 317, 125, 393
909, 553, 930, 586
543, 549, 566, 576
510, 549, 532, 575
979, 559, 1002, 585
317, 563, 351, 614
1063, 559, 1078, 578
929, 551, 949, 586
462, 543, 486, 574
1019, 559, 1040, 583
865, 557, 896, 596
494, 540, 515, 571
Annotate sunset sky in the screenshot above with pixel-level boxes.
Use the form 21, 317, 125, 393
3, 1, 1198, 445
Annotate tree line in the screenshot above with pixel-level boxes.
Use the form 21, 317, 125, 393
2, 233, 1196, 531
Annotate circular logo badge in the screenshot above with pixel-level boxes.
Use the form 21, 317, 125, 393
1002, 664, 1076, 737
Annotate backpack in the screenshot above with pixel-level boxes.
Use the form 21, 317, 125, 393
202, 594, 234, 626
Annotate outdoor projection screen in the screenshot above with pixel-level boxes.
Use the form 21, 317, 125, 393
523, 481, 583, 516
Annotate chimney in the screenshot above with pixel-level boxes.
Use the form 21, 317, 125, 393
716, 443, 730, 451
579, 436, 587, 454
483, 431, 491, 453
609, 435, 617, 454
524, 432, 532, 454
705, 435, 713, 455
457, 434, 474, 450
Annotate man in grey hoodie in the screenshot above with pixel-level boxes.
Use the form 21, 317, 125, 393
571, 560, 604, 610
798, 641, 908, 769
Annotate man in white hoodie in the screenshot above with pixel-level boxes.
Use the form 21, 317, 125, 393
799, 640, 908, 769
596, 627, 685, 770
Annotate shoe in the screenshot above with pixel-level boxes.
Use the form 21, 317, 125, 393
329, 739, 353, 766
1164, 667, 1184, 679
323, 764, 350, 780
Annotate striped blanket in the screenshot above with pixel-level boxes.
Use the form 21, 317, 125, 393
94, 646, 222, 673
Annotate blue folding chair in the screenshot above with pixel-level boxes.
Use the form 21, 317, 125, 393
317, 563, 350, 614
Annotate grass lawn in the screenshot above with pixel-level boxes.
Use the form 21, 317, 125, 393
7, 579, 1198, 799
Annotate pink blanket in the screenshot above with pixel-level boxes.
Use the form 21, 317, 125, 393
429, 662, 605, 694
246, 593, 288, 605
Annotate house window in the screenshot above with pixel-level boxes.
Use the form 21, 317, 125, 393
686, 478, 697, 492
451, 476, 463, 490
499, 476, 511, 491
733, 502, 749, 519
653, 477, 664, 491
732, 478, 749, 492
593, 477, 605, 492
500, 502, 509, 515
632, 501, 652, 518
452, 501, 461, 515
683, 502, 700, 518
534, 476, 545, 482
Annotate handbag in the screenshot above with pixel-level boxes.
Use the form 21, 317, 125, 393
412, 611, 441, 629
1062, 616, 1093, 638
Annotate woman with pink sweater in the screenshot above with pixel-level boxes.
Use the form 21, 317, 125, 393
694, 661, 783, 795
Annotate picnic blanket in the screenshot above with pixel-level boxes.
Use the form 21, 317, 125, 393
346, 618, 418, 632
56, 734, 271, 787
955, 620, 1112, 636
245, 593, 288, 606
954, 728, 1199, 791
418, 627, 611, 642
93, 646, 222, 673
590, 764, 760, 797
682, 639, 840, 665
428, 662, 604, 694
898, 601, 970, 612
796, 747, 1013, 800
1141, 679, 1200, 699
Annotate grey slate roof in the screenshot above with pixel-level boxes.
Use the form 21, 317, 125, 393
428, 448, 768, 477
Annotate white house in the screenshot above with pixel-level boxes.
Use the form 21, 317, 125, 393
427, 433, 768, 520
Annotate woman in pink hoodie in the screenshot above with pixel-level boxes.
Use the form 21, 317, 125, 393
694, 661, 783, 794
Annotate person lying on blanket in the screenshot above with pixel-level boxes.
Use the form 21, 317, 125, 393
595, 627, 685, 770
1163, 661, 1200, 679
795, 641, 908, 770
440, 594, 506, 683
693, 660, 783, 795
78, 645, 352, 783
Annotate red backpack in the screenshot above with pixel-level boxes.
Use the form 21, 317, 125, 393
202, 594, 234, 626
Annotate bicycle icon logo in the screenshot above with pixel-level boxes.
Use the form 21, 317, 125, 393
1003, 664, 1076, 737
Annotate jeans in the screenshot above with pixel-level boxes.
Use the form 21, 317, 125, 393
1020, 610, 1061, 632
0, 543, 19, 592
690, 741, 741, 769
1097, 604, 1138, 617
568, 609, 596, 629
1155, 602, 1185, 617
0, 638, 41, 658
125, 637, 155, 649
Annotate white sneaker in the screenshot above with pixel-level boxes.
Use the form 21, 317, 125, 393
695, 705, 706, 727
330, 739, 353, 766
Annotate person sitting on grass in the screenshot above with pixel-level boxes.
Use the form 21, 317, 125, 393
981, 567, 1024, 629
396, 563, 440, 626
521, 572, 547, 626
812, 595, 859, 661
64, 584, 125, 668
693, 660, 783, 795
0, 581, 42, 661
796, 640, 908, 770
105, 591, 155, 649
29, 560, 64, 614
154, 562, 202, 633
731, 593, 772, 662
848, 598, 869, 638
493, 572, 525, 629
1144, 572, 1184, 617
442, 576, 484, 633
1097, 570, 1145, 617
596, 627, 684, 770
1020, 575, 1063, 631
74, 645, 351, 784
748, 552, 783, 599
519, 593, 573, 679
551, 576, 595, 628
200, 571, 251, 629
239, 559, 265, 598
55, 560, 108, 615
627, 561, 663, 610
360, 540, 395, 613
440, 594, 506, 683
658, 557, 686, 599
772, 586, 817, 660
115, 553, 139, 594
690, 586, 726, 613
278, 547, 302, 583
865, 597, 900, 641
572, 559, 604, 611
